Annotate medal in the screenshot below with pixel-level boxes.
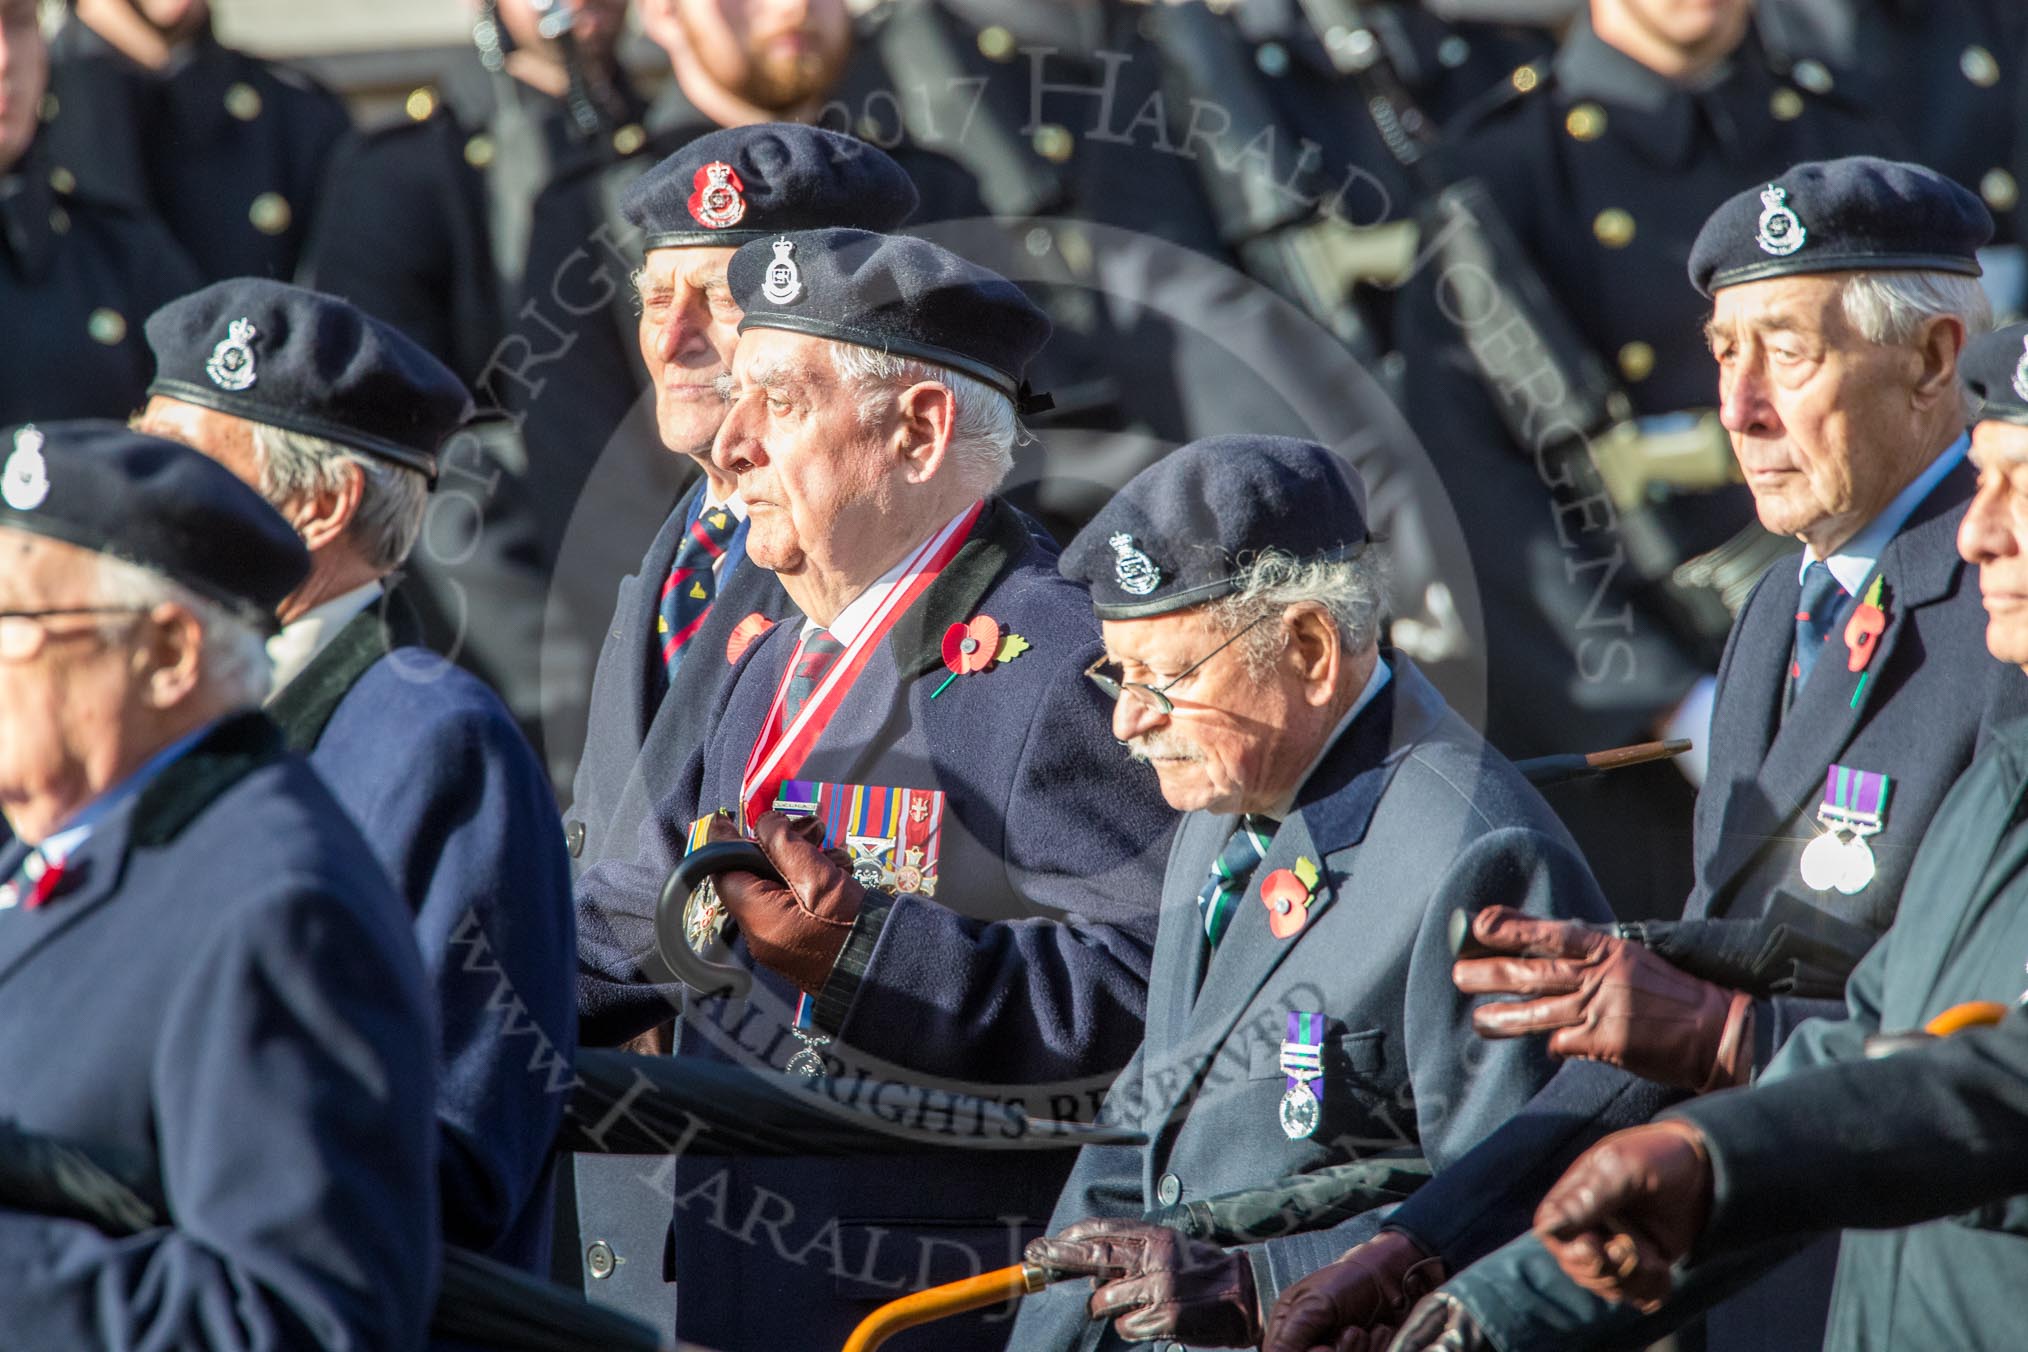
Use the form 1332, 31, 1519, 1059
1802, 765, 1891, 894
786, 1025, 830, 1080
1835, 833, 1878, 895
1279, 1011, 1325, 1140
1798, 828, 1847, 891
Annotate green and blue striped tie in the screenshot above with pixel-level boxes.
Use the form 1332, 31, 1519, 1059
1197, 815, 1275, 948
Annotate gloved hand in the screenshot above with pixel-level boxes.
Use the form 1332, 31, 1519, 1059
1026, 1218, 1262, 1347
704, 811, 862, 996
1386, 1293, 1494, 1352
1453, 906, 1756, 1092
1261, 1229, 1445, 1352
1533, 1119, 1713, 1312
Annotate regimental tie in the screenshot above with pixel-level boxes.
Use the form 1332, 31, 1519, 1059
782, 629, 846, 723
657, 505, 741, 682
1198, 816, 1277, 949
1789, 560, 1852, 709
0, 848, 66, 913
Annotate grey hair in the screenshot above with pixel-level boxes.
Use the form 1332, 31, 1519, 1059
1840, 270, 1994, 420
825, 344, 1020, 497
249, 423, 430, 573
93, 555, 273, 709
1206, 547, 1390, 681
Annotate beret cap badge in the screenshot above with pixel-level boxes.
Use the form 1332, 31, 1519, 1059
1754, 184, 1807, 257
688, 160, 747, 230
2013, 337, 2028, 405
1109, 533, 1161, 596
204, 316, 260, 392
3, 426, 49, 512
761, 236, 804, 304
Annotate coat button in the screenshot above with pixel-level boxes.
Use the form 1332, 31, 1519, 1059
567, 820, 586, 858
1156, 1172, 1181, 1206
586, 1240, 616, 1279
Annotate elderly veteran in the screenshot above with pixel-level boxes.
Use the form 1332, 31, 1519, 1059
572, 227, 1176, 1351
0, 421, 438, 1349
1265, 156, 2028, 1352
1379, 319, 2028, 1352
132, 278, 575, 1279
1004, 436, 1612, 1350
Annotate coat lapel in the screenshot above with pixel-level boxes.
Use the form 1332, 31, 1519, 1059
267, 604, 401, 754
1142, 819, 1225, 1066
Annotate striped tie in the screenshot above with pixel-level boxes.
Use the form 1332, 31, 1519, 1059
783, 629, 846, 724
1788, 561, 1850, 709
1197, 816, 1275, 948
658, 504, 741, 682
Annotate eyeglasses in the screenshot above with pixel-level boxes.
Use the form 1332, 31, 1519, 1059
1084, 615, 1266, 716
0, 608, 149, 663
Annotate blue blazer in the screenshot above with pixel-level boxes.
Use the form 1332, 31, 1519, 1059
568, 478, 794, 888
1014, 658, 1614, 1351
1380, 463, 2028, 1273
272, 605, 577, 1276
0, 714, 440, 1350
572, 496, 1177, 1351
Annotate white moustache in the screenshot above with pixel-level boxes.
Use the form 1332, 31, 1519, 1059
1126, 734, 1205, 765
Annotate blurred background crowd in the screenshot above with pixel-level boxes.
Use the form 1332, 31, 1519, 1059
5, 0, 2023, 926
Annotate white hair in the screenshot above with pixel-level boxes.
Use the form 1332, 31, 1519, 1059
249, 423, 430, 573
1840, 269, 1994, 421
93, 555, 273, 709
826, 344, 1021, 497
1206, 546, 1390, 680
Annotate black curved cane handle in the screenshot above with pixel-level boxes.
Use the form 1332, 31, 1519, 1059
654, 840, 784, 1001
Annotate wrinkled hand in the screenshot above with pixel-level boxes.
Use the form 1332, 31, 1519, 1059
1453, 907, 1755, 1093
1385, 1293, 1493, 1352
1533, 1119, 1713, 1313
704, 811, 862, 996
1026, 1218, 1261, 1347
1261, 1229, 1445, 1352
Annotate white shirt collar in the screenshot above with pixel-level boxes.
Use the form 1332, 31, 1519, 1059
1264, 656, 1393, 823
699, 485, 748, 522
800, 505, 975, 646
1799, 434, 1967, 598
266, 580, 384, 694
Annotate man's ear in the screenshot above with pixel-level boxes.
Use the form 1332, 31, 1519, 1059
289, 461, 365, 553
895, 381, 958, 485
136, 603, 206, 710
1284, 604, 1342, 708
1910, 313, 1967, 412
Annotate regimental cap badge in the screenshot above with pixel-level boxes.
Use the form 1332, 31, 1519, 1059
1755, 184, 1807, 257
761, 236, 803, 305
1108, 532, 1161, 596
2013, 335, 2028, 404
688, 160, 747, 230
2, 425, 49, 512
204, 316, 260, 391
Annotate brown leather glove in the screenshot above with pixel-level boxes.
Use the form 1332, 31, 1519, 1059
704, 811, 862, 997
1260, 1229, 1445, 1352
1386, 1293, 1494, 1352
1533, 1119, 1713, 1313
1453, 906, 1756, 1093
1026, 1218, 1262, 1347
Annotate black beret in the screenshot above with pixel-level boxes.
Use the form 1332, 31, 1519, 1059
144, 278, 472, 480
0, 421, 309, 629
1060, 435, 1369, 620
1689, 157, 1991, 297
729, 228, 1052, 406
1964, 322, 2028, 428
621, 123, 919, 250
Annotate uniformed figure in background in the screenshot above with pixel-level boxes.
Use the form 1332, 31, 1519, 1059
133, 279, 578, 1281
45, 0, 350, 281
0, 421, 439, 1350
575, 228, 1176, 1349
1263, 157, 2028, 1352
0, 0, 198, 422
1013, 436, 1611, 1351
1388, 318, 2028, 1352
1390, 0, 1892, 920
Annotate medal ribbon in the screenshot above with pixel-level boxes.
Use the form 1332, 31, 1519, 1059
1821, 764, 1891, 830
1281, 1010, 1323, 1096
738, 502, 982, 827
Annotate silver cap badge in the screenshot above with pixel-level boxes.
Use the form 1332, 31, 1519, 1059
1109, 533, 1161, 596
205, 316, 260, 391
1755, 184, 1806, 257
2, 426, 49, 512
761, 237, 803, 305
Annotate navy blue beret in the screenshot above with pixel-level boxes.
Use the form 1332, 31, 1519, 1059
1060, 435, 1370, 620
0, 421, 309, 629
1964, 322, 2028, 428
1689, 157, 1991, 297
729, 228, 1052, 406
622, 123, 919, 250
145, 279, 472, 480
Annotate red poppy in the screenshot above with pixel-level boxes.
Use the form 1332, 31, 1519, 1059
1260, 868, 1311, 939
942, 616, 1003, 676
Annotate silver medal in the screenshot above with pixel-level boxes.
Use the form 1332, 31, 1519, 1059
1279, 1082, 1320, 1140
1799, 828, 1847, 891
786, 1027, 830, 1080
1834, 833, 1878, 895
683, 878, 727, 951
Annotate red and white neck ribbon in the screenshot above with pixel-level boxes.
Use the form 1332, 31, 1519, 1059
738, 502, 982, 826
